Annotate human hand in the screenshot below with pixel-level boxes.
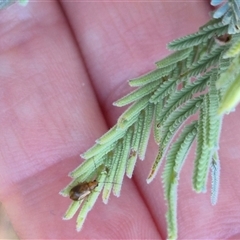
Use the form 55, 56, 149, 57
1, 2, 240, 239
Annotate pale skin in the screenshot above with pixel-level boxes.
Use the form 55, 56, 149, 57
0, 1, 240, 239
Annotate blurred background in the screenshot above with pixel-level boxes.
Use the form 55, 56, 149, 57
0, 203, 19, 239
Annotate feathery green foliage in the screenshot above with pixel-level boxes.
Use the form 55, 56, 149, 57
60, 1, 240, 238
163, 121, 197, 239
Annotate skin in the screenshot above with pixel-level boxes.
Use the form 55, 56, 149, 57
0, 1, 240, 239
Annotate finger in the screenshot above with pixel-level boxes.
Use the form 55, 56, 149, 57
0, 2, 159, 239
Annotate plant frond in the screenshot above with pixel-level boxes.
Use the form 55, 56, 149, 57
183, 46, 225, 78
163, 122, 197, 239
116, 94, 151, 128
63, 201, 82, 220
128, 65, 175, 87
138, 103, 154, 160
75, 173, 107, 231
168, 20, 228, 51
161, 96, 202, 133
192, 95, 212, 192
210, 151, 221, 205
199, 19, 227, 34
168, 32, 208, 51
112, 127, 133, 197
155, 48, 192, 68
186, 46, 198, 67
192, 75, 222, 192
61, 2, 240, 237
80, 140, 117, 161
153, 100, 163, 145
206, 72, 221, 147
67, 155, 107, 180
147, 97, 202, 183
96, 125, 124, 145
102, 140, 123, 203
126, 150, 138, 178
131, 111, 145, 152
149, 78, 179, 103
160, 70, 213, 124
159, 96, 202, 156
114, 80, 161, 107
163, 121, 198, 200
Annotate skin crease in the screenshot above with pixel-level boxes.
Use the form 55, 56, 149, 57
0, 1, 240, 239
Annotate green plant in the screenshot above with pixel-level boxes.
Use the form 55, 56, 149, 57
59, 1, 240, 239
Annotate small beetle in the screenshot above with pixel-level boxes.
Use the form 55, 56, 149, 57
69, 180, 98, 201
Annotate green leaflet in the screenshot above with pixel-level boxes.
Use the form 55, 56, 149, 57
163, 122, 198, 200
166, 186, 178, 240
199, 19, 228, 35
138, 103, 154, 160
79, 105, 138, 165
210, 151, 221, 205
193, 95, 211, 192
161, 96, 202, 141
68, 156, 106, 180
170, 62, 182, 80
146, 148, 163, 183
102, 141, 123, 203
63, 200, 82, 220
96, 125, 125, 145
76, 173, 106, 231
81, 139, 118, 160
159, 96, 201, 156
112, 128, 133, 197
147, 97, 202, 183
128, 65, 175, 87
159, 70, 212, 124
131, 112, 145, 152
183, 46, 225, 78
114, 80, 161, 107
153, 100, 163, 145
206, 72, 221, 147
163, 122, 197, 239
126, 151, 138, 178
193, 76, 222, 192
149, 78, 179, 103
168, 21, 228, 50
116, 94, 151, 128
168, 32, 210, 51
156, 48, 192, 68
186, 46, 197, 68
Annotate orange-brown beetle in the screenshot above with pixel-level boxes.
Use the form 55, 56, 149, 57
69, 180, 98, 201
